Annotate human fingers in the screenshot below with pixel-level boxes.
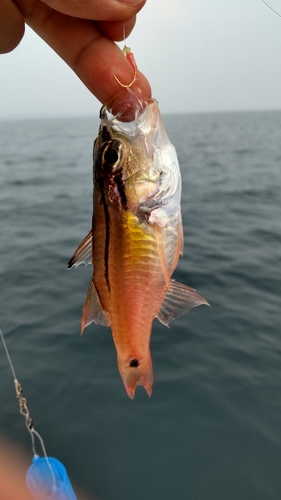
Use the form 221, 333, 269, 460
39, 0, 146, 21
14, 0, 151, 104
0, 0, 25, 53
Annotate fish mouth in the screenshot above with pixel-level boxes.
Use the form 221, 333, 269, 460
100, 88, 156, 127
117, 353, 153, 399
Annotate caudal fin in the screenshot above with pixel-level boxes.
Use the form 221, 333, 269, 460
117, 354, 153, 399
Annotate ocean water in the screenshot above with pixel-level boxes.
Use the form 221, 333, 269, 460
0, 110, 281, 500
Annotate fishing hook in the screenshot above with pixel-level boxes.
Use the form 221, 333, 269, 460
113, 70, 137, 89
113, 66, 137, 88
113, 44, 138, 88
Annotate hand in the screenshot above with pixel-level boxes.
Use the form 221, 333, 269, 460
0, 0, 151, 104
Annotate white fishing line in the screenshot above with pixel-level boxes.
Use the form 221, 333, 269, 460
261, 0, 281, 19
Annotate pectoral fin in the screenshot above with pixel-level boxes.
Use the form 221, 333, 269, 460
157, 280, 210, 327
152, 219, 184, 285
68, 230, 92, 269
170, 220, 184, 272
81, 280, 110, 334
153, 223, 170, 286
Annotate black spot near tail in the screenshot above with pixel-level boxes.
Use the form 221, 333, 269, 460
129, 359, 139, 368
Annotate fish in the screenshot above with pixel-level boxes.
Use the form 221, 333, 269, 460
68, 55, 209, 399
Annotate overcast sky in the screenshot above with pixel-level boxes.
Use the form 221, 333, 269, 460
1, 0, 281, 119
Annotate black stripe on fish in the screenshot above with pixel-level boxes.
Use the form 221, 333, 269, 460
101, 126, 111, 143
114, 170, 128, 210
98, 178, 111, 293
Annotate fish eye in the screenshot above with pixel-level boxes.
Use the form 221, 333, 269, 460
104, 148, 118, 164
102, 140, 123, 169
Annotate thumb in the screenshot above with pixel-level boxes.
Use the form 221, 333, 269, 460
39, 0, 146, 21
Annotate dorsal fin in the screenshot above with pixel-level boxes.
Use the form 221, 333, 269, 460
68, 230, 92, 269
157, 280, 210, 327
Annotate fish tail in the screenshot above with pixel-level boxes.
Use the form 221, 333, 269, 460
117, 353, 154, 399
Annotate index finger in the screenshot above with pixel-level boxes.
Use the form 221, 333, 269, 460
14, 0, 151, 104
0, 0, 25, 53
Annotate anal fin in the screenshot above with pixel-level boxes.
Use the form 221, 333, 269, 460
81, 280, 110, 333
156, 280, 210, 327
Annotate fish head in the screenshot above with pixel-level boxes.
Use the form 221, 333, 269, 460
94, 89, 181, 224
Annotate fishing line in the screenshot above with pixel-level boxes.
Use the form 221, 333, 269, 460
261, 0, 281, 19
0, 328, 17, 380
0, 328, 77, 500
0, 329, 56, 487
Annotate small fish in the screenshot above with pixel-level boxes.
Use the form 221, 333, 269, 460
68, 54, 209, 399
